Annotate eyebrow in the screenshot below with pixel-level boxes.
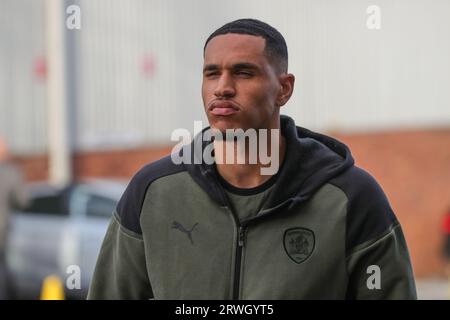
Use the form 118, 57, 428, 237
203, 62, 260, 73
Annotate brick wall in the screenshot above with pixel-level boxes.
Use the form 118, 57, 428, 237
332, 129, 450, 278
13, 129, 450, 278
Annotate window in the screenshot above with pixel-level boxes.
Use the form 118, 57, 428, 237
85, 195, 116, 218
22, 194, 67, 216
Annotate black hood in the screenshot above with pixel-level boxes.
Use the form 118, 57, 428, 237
183, 115, 354, 216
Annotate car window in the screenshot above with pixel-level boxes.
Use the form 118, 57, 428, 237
85, 194, 116, 218
22, 194, 67, 216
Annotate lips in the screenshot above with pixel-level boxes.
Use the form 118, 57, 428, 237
209, 101, 239, 116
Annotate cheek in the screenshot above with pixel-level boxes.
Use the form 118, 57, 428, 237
246, 83, 278, 111
201, 82, 213, 105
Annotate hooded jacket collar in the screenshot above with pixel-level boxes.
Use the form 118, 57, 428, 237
183, 115, 354, 217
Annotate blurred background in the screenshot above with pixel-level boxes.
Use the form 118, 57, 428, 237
0, 0, 449, 299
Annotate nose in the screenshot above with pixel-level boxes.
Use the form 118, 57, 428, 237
214, 73, 236, 98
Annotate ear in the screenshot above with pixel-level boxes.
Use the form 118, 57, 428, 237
276, 73, 295, 107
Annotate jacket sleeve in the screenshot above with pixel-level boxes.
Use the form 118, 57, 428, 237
345, 221, 417, 299
333, 167, 417, 299
87, 167, 156, 300
87, 212, 153, 299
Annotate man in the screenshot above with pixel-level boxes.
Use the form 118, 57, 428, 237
88, 19, 417, 299
0, 137, 28, 299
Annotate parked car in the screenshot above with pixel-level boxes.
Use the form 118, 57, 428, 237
5, 179, 127, 299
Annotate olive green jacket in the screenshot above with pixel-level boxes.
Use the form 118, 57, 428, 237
88, 115, 417, 300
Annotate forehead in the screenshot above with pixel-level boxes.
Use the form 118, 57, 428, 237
204, 33, 267, 65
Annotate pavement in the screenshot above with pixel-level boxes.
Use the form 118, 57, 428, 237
416, 277, 450, 300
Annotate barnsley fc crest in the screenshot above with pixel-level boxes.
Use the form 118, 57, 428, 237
283, 227, 315, 264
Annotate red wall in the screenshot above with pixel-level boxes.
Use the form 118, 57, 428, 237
333, 129, 450, 278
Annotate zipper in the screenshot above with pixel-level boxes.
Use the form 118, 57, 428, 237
202, 168, 298, 300
228, 206, 279, 299
238, 226, 247, 247
233, 224, 247, 299
231, 211, 279, 299
202, 169, 252, 300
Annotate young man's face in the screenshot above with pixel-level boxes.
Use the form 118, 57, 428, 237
202, 33, 283, 132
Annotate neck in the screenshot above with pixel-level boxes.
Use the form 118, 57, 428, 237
214, 129, 286, 189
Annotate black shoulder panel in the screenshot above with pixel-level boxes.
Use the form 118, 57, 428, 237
329, 166, 397, 254
115, 155, 185, 234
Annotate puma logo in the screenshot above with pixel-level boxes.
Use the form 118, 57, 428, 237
172, 221, 199, 245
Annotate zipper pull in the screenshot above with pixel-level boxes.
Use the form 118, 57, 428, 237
238, 226, 247, 247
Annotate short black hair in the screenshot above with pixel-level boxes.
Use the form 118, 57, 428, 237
204, 18, 288, 73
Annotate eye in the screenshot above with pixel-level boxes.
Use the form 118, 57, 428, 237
236, 71, 253, 77
205, 72, 219, 78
